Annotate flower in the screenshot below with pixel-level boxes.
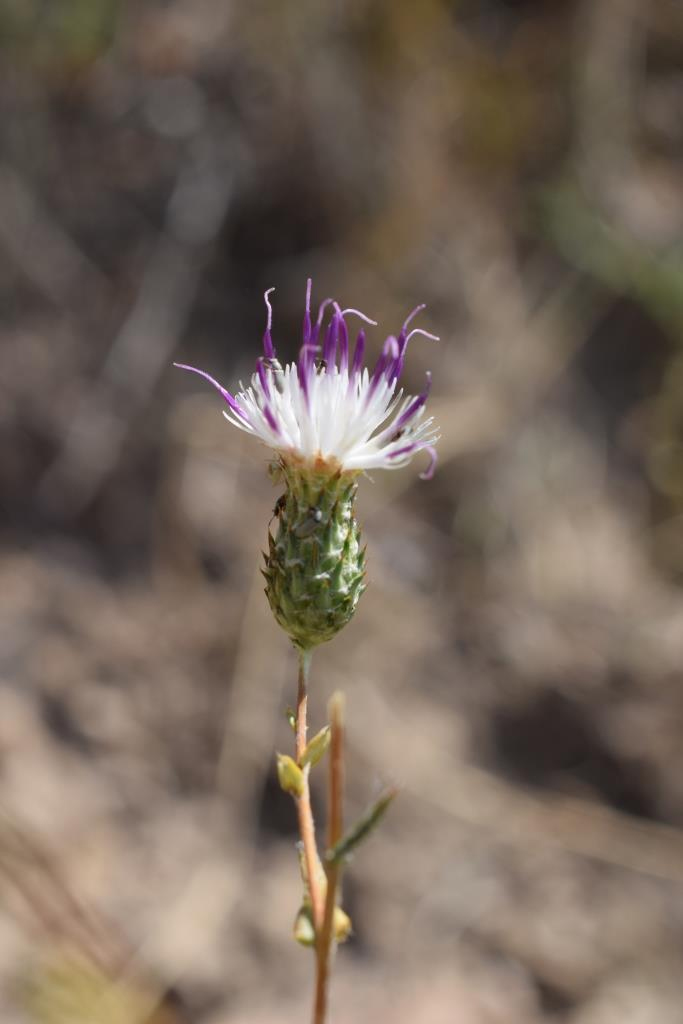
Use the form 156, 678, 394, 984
176, 280, 441, 648
174, 279, 439, 480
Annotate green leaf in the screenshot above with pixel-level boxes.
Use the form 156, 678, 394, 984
300, 725, 331, 768
326, 788, 397, 865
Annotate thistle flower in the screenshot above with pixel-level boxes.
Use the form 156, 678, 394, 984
175, 280, 439, 649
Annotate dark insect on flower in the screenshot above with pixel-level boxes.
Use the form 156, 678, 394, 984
294, 507, 324, 538
270, 493, 287, 525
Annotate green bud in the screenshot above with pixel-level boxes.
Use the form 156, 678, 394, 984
276, 753, 304, 797
301, 725, 331, 768
263, 462, 366, 649
292, 902, 351, 947
286, 707, 297, 732
293, 904, 316, 947
333, 906, 352, 943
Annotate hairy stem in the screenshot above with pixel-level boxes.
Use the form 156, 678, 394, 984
313, 693, 345, 1024
295, 649, 324, 936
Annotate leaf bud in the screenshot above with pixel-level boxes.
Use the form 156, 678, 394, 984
293, 904, 315, 947
333, 906, 352, 943
276, 754, 304, 798
300, 725, 331, 768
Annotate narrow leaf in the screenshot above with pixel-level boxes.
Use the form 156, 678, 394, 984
300, 725, 331, 768
326, 788, 397, 865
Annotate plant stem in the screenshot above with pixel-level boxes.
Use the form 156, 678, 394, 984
313, 693, 345, 1024
295, 649, 324, 935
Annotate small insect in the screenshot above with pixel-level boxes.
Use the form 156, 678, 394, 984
270, 494, 286, 526
295, 506, 323, 538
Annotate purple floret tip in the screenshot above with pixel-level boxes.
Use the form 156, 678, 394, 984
256, 357, 271, 399
338, 317, 349, 373
393, 372, 432, 431
406, 327, 440, 344
322, 313, 340, 367
366, 336, 398, 401
263, 287, 276, 358
174, 363, 250, 424
391, 308, 437, 383
401, 303, 427, 338
351, 329, 366, 377
419, 445, 438, 481
315, 297, 334, 329
341, 307, 378, 327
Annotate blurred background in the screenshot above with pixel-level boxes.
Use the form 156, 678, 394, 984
1, 1, 683, 1021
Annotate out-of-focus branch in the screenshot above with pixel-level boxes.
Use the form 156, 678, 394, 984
575, 0, 643, 196
573, 0, 683, 246
0, 163, 111, 308
35, 126, 238, 519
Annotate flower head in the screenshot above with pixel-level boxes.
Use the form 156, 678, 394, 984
175, 279, 439, 480
176, 281, 440, 649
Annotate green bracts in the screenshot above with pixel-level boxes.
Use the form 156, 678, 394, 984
263, 462, 366, 649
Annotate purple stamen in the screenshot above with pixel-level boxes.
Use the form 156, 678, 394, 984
367, 335, 399, 400
419, 445, 438, 480
371, 372, 432, 448
299, 341, 318, 367
385, 336, 401, 381
298, 339, 319, 406
341, 307, 378, 327
315, 297, 335, 329
174, 363, 250, 424
387, 442, 418, 460
391, 305, 437, 384
338, 317, 349, 374
298, 337, 317, 373
388, 442, 437, 480
263, 287, 275, 359
341, 309, 375, 377
351, 329, 366, 377
263, 403, 281, 435
178, 283, 438, 482
322, 313, 339, 368
393, 372, 432, 432
308, 297, 331, 348
256, 357, 271, 400
401, 303, 426, 337
406, 327, 440, 344
295, 360, 307, 403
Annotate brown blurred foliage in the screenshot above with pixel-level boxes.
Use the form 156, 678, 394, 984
1, 1, 683, 1022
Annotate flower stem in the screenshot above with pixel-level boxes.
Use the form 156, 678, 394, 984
313, 692, 345, 1024
295, 649, 324, 936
